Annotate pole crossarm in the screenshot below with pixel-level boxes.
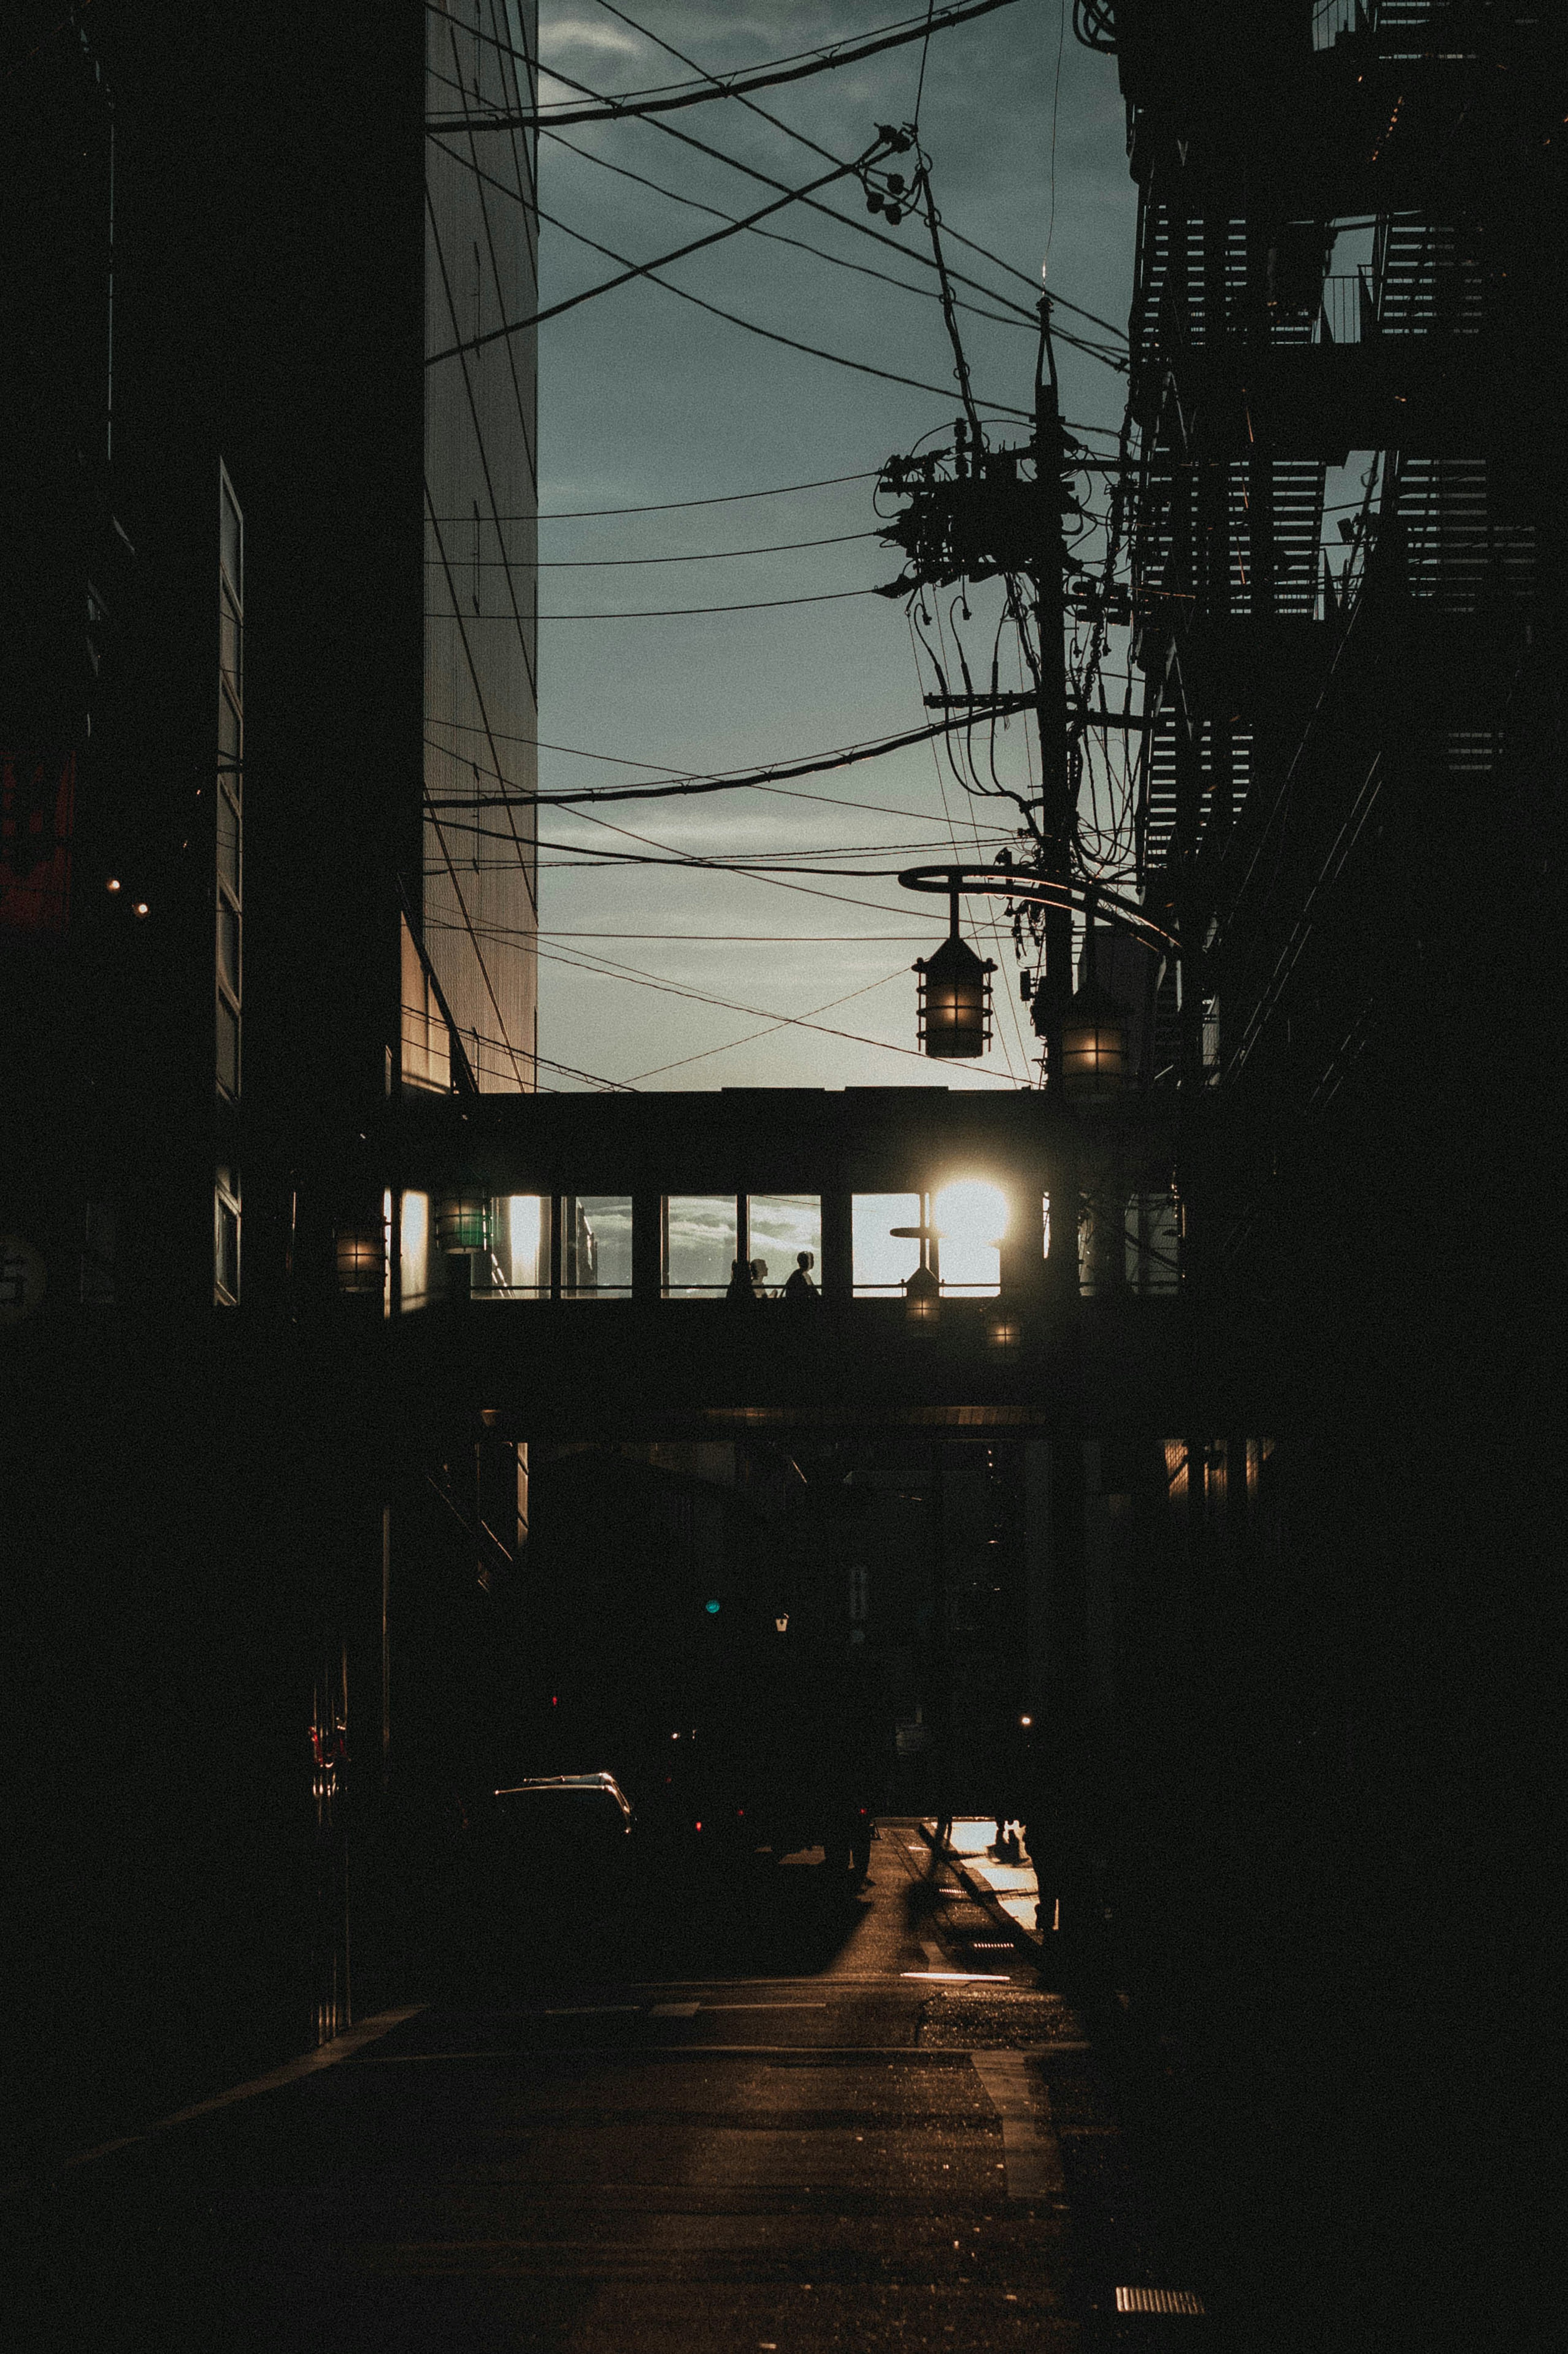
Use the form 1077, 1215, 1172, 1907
897, 863, 1180, 955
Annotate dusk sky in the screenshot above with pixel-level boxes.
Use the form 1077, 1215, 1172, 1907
527, 2, 1136, 1091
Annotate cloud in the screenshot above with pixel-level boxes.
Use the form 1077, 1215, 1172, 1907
537, 19, 646, 59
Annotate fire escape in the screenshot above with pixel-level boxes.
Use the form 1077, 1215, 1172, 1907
1081, 0, 1563, 1292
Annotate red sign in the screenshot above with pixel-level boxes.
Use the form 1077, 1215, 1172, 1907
0, 752, 76, 935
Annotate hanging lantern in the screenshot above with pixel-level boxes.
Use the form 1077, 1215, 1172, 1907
1060, 975, 1130, 1098
904, 1262, 941, 1327
914, 923, 995, 1058
334, 1224, 385, 1295
434, 1189, 488, 1254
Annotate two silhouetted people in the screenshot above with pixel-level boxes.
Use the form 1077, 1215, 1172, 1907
726, 1250, 820, 1303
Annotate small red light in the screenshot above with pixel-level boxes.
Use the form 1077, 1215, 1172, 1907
737, 1807, 745, 1818
694, 1820, 703, 1832
550, 1694, 558, 1707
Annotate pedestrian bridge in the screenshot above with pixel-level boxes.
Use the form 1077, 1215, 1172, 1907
361, 1087, 1279, 1439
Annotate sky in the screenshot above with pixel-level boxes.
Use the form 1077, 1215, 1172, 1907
527, 2, 1137, 1092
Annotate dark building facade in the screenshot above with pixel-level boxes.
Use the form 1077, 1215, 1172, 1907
1073, 3, 1563, 2340
2, 1, 538, 2162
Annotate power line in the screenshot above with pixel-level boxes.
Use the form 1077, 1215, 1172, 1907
434, 468, 880, 521
431, 527, 878, 566
459, 174, 1031, 419
423, 707, 1048, 807
536, 930, 940, 941
531, 940, 1008, 1076
431, 7, 1127, 349
426, 0, 1025, 132
424, 724, 1032, 828
429, 584, 881, 619
430, 73, 1122, 398
427, 138, 885, 367
583, 0, 1129, 343
540, 124, 1035, 339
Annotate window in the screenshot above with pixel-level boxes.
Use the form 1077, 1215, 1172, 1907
663, 1195, 737, 1296
400, 1191, 430, 1312
852, 1193, 922, 1294
218, 900, 240, 994
1126, 1192, 1180, 1294
498, 1195, 544, 1296
216, 995, 240, 1095
930, 1179, 1007, 1296
216, 465, 243, 1101
561, 1196, 632, 1296
214, 1171, 241, 1305
746, 1195, 820, 1292
220, 477, 243, 604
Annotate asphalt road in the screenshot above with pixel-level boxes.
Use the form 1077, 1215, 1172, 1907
9, 1824, 1205, 2352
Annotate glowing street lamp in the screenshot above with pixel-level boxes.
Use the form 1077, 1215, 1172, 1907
334, 1224, 385, 1295
1060, 973, 1130, 1099
914, 886, 995, 1058
434, 1189, 488, 1253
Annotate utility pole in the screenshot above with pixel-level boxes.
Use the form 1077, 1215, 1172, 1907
876, 298, 1101, 1966
1030, 303, 1080, 1298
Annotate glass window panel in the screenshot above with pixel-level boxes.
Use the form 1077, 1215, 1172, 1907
220, 477, 243, 602
218, 685, 240, 797
218, 902, 240, 997
746, 1195, 820, 1293
1126, 1192, 1179, 1294
853, 1193, 921, 1294
220, 587, 242, 703
218, 787, 240, 899
400, 1191, 430, 1312
563, 1195, 632, 1296
489, 1194, 543, 1296
932, 1178, 1007, 1295
216, 994, 239, 1096
664, 1194, 737, 1296
214, 1191, 239, 1303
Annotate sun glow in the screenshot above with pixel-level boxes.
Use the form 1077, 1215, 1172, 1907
933, 1179, 1009, 1293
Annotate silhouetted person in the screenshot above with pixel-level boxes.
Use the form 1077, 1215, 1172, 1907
749, 1256, 772, 1299
725, 1258, 756, 1304
782, 1249, 820, 1302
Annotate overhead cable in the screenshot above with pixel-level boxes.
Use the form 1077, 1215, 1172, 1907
425, 0, 1024, 131
541, 127, 1036, 341
430, 10, 1126, 348
427, 137, 889, 366
430, 584, 880, 619
424, 707, 1051, 807
583, 0, 1128, 343
435, 528, 878, 566
435, 172, 1031, 418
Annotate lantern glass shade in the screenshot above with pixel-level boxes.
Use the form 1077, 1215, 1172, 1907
1061, 976, 1129, 1097
915, 933, 995, 1058
335, 1226, 385, 1294
904, 1263, 941, 1325
434, 1189, 488, 1253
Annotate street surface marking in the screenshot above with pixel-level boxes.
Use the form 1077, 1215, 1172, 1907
1116, 2287, 1206, 2315
701, 2002, 828, 2010
354, 2043, 1038, 2062
4, 2007, 425, 2197
971, 2050, 1066, 2200
544, 2006, 639, 2016
648, 2002, 700, 2017
902, 1969, 1012, 1983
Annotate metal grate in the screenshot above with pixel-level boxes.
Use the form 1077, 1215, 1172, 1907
1116, 2286, 1207, 2314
